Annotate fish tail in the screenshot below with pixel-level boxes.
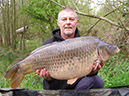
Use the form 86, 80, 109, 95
4, 65, 18, 79
4, 65, 24, 89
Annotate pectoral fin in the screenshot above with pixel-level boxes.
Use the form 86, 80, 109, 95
67, 78, 78, 85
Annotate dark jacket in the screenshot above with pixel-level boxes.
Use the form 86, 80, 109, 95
42, 28, 80, 45
42, 28, 97, 90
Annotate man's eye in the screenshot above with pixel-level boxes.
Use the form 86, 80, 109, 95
70, 18, 74, 21
62, 18, 66, 21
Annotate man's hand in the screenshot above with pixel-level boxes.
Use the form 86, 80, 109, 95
89, 56, 104, 75
35, 68, 53, 80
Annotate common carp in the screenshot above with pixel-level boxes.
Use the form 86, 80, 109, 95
5, 36, 119, 89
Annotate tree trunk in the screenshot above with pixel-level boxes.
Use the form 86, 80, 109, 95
7, 0, 11, 47
0, 22, 3, 47
11, 0, 17, 50
1, 0, 8, 49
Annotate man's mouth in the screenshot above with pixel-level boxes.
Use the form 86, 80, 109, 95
64, 27, 72, 30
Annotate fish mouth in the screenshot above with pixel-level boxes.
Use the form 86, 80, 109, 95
115, 47, 120, 53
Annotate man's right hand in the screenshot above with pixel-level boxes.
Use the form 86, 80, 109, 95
35, 68, 53, 80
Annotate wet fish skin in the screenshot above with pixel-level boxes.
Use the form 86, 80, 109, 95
4, 36, 119, 88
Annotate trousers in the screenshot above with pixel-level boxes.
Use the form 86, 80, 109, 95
75, 75, 104, 90
43, 75, 104, 90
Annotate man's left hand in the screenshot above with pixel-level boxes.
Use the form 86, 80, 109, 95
88, 56, 104, 75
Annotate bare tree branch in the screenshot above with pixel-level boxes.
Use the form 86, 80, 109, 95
50, 0, 129, 31
101, 30, 119, 40
119, 18, 129, 31
75, 11, 122, 28
86, 6, 121, 35
71, 0, 80, 12
50, 0, 65, 8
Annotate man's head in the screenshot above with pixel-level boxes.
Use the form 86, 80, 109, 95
57, 8, 79, 39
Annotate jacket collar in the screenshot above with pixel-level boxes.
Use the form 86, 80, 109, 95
52, 28, 80, 41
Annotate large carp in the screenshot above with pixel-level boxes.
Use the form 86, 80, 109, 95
5, 36, 119, 89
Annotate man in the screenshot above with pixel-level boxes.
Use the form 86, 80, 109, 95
36, 8, 104, 90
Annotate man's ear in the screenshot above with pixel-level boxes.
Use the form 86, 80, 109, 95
57, 20, 60, 27
76, 20, 79, 26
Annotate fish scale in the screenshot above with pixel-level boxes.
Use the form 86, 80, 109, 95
4, 36, 119, 88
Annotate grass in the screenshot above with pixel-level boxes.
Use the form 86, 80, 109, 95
0, 40, 129, 90
0, 40, 43, 90
98, 53, 129, 88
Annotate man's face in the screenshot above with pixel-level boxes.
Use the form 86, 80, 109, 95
57, 10, 79, 38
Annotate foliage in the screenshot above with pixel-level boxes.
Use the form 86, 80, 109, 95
0, 40, 42, 89
22, 0, 60, 30
98, 52, 129, 88
0, 0, 129, 90
20, 0, 62, 43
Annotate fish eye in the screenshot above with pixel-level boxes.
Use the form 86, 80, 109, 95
108, 45, 111, 48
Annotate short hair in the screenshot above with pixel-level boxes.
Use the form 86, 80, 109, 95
57, 8, 78, 20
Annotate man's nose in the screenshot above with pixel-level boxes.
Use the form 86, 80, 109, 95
66, 19, 70, 24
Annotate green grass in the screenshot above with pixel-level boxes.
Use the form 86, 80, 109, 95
0, 40, 129, 89
0, 40, 43, 90
98, 53, 129, 88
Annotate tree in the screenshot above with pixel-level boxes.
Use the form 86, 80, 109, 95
22, 0, 60, 41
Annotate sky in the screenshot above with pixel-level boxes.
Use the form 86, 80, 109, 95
78, 0, 106, 14
90, 0, 106, 14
